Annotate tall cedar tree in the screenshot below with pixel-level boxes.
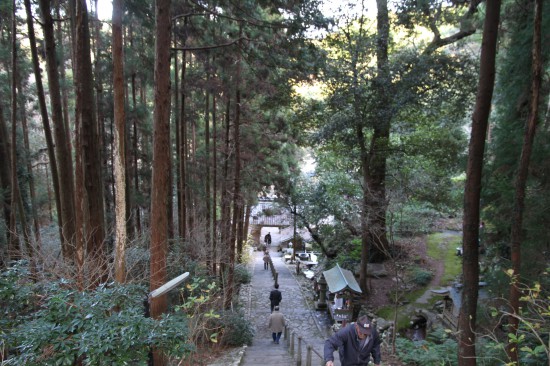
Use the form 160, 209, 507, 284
507, 0, 543, 362
150, 0, 171, 358
38, 0, 77, 261
74, 0, 106, 287
459, 0, 501, 364
112, 0, 127, 283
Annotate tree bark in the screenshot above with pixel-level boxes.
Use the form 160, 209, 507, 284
507, 0, 543, 362
150, 0, 171, 363
205, 85, 211, 268
0, 102, 12, 264
112, 0, 127, 283
458, 1, 501, 365
74, 0, 106, 286
131, 71, 141, 235
225, 23, 243, 309
9, 0, 21, 260
211, 94, 218, 274
220, 99, 232, 279
178, 47, 188, 241
40, 0, 77, 262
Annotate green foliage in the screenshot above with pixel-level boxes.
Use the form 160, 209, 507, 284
487, 274, 550, 365
482, 0, 550, 279
233, 264, 252, 286
215, 310, 255, 347
1, 270, 193, 365
390, 204, 442, 236
396, 328, 458, 365
409, 267, 433, 287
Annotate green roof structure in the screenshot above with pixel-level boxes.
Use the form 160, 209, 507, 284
322, 263, 362, 294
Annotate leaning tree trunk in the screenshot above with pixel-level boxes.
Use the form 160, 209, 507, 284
458, 1, 501, 365
507, 0, 543, 362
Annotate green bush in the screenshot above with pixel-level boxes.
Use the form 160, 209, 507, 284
3, 276, 193, 365
216, 310, 254, 347
396, 328, 458, 365
410, 267, 433, 286
234, 264, 252, 285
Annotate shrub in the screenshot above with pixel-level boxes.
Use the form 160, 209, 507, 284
4, 279, 193, 365
396, 328, 458, 365
234, 264, 252, 285
410, 267, 433, 286
216, 310, 254, 347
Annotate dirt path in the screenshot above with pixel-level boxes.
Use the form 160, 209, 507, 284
416, 231, 461, 304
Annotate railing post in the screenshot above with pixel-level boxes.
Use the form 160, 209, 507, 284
306, 345, 312, 366
297, 336, 302, 366
290, 332, 295, 357
274, 272, 279, 287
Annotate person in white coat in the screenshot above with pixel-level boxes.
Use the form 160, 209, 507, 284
268, 306, 286, 344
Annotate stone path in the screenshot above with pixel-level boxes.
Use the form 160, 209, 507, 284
239, 242, 333, 366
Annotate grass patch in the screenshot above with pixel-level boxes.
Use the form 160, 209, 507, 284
426, 233, 462, 285
376, 306, 410, 330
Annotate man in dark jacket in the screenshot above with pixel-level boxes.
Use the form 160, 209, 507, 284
269, 284, 282, 312
324, 315, 381, 366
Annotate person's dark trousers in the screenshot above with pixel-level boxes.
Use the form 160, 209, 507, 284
270, 303, 278, 313
264, 262, 268, 270
272, 332, 282, 344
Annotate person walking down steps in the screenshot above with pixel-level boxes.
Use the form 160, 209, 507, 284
268, 306, 286, 344
263, 251, 270, 270
264, 232, 272, 246
269, 284, 282, 312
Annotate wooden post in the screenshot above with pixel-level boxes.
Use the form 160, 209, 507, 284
297, 336, 302, 366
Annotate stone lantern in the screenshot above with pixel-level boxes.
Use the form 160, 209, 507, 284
316, 275, 328, 310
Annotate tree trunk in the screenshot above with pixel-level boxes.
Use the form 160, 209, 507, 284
243, 203, 251, 254
507, 0, 542, 362
74, 0, 106, 286
359, 0, 391, 293
211, 94, 218, 274
205, 87, 211, 268
178, 47, 188, 241
39, 0, 77, 262
54, 0, 73, 163
220, 99, 231, 279
24, 0, 53, 249
236, 202, 244, 262
150, 0, 171, 362
458, 1, 501, 364
9, 0, 21, 260
0, 102, 12, 264
112, 0, 127, 283
131, 72, 141, 235
226, 24, 243, 309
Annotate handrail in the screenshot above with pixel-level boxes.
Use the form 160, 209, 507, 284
267, 256, 278, 286
284, 325, 325, 366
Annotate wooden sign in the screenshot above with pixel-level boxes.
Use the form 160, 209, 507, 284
149, 272, 190, 298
